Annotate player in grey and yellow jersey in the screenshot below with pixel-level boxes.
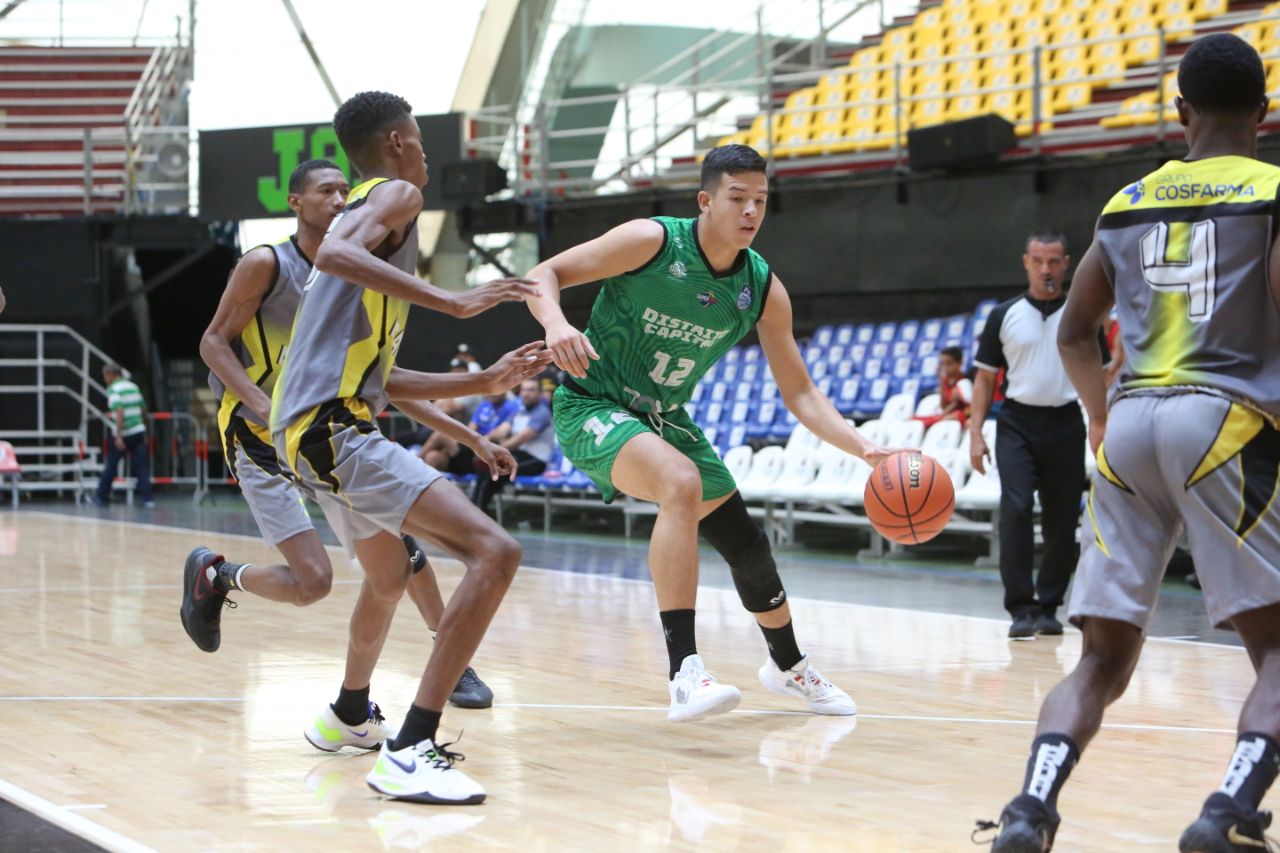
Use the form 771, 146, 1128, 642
268, 92, 546, 808
189, 158, 506, 721
984, 35, 1280, 853
526, 144, 894, 724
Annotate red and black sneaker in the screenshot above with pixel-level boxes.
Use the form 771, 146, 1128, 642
179, 546, 234, 653
1179, 792, 1274, 852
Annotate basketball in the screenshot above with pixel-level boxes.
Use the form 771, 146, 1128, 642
863, 451, 955, 544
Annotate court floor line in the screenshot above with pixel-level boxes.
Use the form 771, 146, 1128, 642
15, 510, 1243, 651
0, 776, 155, 853
0, 695, 1236, 735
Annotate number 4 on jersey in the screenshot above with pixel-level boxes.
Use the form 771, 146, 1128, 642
1140, 220, 1218, 322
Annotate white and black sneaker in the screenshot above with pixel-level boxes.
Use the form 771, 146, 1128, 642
758, 656, 856, 715
667, 654, 741, 723
304, 701, 394, 752
366, 737, 485, 805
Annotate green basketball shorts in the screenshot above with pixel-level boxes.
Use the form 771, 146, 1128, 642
552, 385, 737, 504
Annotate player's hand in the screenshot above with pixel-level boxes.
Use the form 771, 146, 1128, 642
474, 439, 517, 481
114, 435, 126, 451
450, 277, 540, 319
1088, 416, 1106, 457
969, 429, 990, 475
546, 321, 599, 379
482, 341, 555, 393
860, 444, 903, 469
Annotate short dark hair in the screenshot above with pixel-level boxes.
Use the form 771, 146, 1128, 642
1026, 230, 1068, 254
288, 158, 343, 194
332, 91, 413, 169
1178, 33, 1266, 115
940, 345, 964, 363
700, 143, 767, 191
103, 362, 123, 377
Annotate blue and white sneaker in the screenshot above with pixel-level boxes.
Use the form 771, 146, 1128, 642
366, 738, 486, 805
304, 701, 393, 752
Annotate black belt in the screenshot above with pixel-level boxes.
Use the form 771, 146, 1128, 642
561, 376, 590, 396
1003, 398, 1081, 415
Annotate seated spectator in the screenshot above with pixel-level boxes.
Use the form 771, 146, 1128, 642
455, 342, 483, 373
472, 378, 554, 510
915, 345, 972, 428
421, 389, 518, 475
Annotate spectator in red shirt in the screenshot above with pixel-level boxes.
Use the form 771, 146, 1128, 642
915, 346, 973, 428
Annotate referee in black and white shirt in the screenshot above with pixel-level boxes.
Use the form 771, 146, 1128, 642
968, 231, 1109, 640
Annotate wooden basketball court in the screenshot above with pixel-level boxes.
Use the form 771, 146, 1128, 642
0, 511, 1254, 851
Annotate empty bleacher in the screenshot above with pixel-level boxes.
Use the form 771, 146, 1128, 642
717, 0, 1280, 163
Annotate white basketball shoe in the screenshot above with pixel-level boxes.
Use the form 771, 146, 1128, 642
758, 656, 857, 715
366, 738, 486, 805
667, 654, 742, 723
304, 702, 395, 752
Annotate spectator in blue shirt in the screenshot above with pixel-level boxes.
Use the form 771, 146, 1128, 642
472, 379, 554, 510
421, 389, 518, 476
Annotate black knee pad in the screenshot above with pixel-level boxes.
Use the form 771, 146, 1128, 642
700, 494, 786, 613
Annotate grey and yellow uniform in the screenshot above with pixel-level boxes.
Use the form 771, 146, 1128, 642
1070, 155, 1280, 630
554, 216, 771, 503
270, 177, 441, 549
211, 236, 314, 547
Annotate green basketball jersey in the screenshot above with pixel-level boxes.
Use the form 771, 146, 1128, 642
574, 216, 772, 414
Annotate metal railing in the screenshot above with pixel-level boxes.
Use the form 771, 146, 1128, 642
466, 8, 1280, 198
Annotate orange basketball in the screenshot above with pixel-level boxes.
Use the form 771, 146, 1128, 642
863, 451, 955, 544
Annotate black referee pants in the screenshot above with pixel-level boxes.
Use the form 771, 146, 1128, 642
995, 399, 1087, 618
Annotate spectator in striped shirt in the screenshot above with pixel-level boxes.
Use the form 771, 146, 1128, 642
94, 364, 154, 508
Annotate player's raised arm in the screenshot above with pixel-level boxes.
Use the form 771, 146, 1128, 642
758, 275, 893, 467
1057, 242, 1114, 454
389, 397, 518, 482
199, 247, 277, 423
524, 218, 665, 377
313, 180, 538, 319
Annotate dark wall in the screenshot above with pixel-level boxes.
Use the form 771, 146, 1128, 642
395, 301, 547, 374
0, 220, 101, 330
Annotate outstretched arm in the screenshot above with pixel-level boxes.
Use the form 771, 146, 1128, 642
384, 343, 554, 401
1058, 242, 1114, 454
758, 276, 893, 466
523, 218, 665, 377
313, 179, 538, 318
390, 398, 517, 481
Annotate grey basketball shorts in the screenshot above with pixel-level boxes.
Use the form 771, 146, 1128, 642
231, 441, 314, 547
276, 415, 442, 550
1070, 392, 1280, 630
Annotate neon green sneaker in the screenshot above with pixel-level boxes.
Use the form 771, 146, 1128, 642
304, 701, 393, 752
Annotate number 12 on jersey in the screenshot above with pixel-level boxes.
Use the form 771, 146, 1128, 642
649, 351, 695, 388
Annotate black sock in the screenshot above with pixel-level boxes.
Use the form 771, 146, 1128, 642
332, 684, 370, 726
389, 704, 442, 751
659, 609, 697, 680
1021, 733, 1080, 813
759, 620, 803, 671
212, 560, 246, 593
1219, 732, 1280, 811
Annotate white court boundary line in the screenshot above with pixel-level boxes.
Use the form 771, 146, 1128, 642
18, 510, 1248, 651
0, 696, 1237, 735
0, 777, 158, 853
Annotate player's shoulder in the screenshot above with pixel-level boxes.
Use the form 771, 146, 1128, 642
347, 177, 422, 210
233, 243, 280, 279
1100, 156, 1280, 217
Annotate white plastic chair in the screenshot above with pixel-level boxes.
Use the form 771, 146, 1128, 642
856, 418, 887, 447
955, 460, 1001, 511
885, 419, 925, 449
723, 445, 754, 484
739, 446, 787, 501
805, 453, 866, 503
880, 392, 916, 423
768, 450, 821, 501
914, 393, 941, 416
784, 423, 822, 454
921, 419, 963, 454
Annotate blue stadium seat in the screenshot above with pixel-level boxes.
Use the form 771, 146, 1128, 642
975, 299, 998, 320
771, 406, 799, 440
747, 400, 777, 439
703, 425, 719, 448
734, 382, 754, 402
869, 342, 889, 360
898, 319, 920, 342
827, 343, 846, 363
724, 424, 747, 451
944, 315, 968, 339
834, 323, 856, 346
811, 360, 829, 381
855, 323, 875, 344
849, 343, 868, 364
803, 345, 823, 366
916, 338, 938, 359
723, 347, 742, 363
691, 380, 706, 403
834, 358, 855, 379
709, 382, 728, 403
863, 358, 884, 379
919, 354, 940, 392
891, 340, 912, 359
853, 377, 892, 418
835, 376, 861, 415
920, 317, 944, 341
703, 401, 723, 427
813, 325, 834, 348
815, 375, 833, 397
742, 345, 762, 362
741, 361, 761, 383
891, 356, 914, 381
721, 363, 739, 383
875, 322, 897, 343
760, 380, 779, 401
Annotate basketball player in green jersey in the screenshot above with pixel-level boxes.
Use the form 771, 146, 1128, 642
982, 35, 1280, 852
192, 159, 519, 723
525, 144, 893, 722
265, 91, 550, 805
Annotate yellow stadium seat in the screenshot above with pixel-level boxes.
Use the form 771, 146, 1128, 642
1088, 32, 1126, 66
983, 67, 1029, 93
915, 40, 948, 62
1190, 0, 1227, 19
1118, 1, 1158, 29
812, 127, 858, 156
1100, 91, 1156, 127
1234, 23, 1263, 52
916, 7, 946, 29
1047, 42, 1090, 74
1155, 0, 1192, 21
980, 34, 1017, 55
950, 37, 982, 59
1005, 0, 1035, 17
947, 93, 987, 121
987, 89, 1032, 122
971, 0, 1005, 23
1261, 20, 1280, 50
911, 99, 948, 127
1164, 12, 1195, 39
817, 69, 852, 91
983, 18, 1012, 38
1125, 31, 1161, 64
951, 55, 985, 77
781, 89, 816, 133
984, 52, 1031, 78
851, 47, 883, 70
1050, 80, 1092, 112
951, 20, 981, 41
1016, 16, 1049, 42
950, 73, 984, 98
883, 27, 913, 50
1092, 56, 1128, 86
1049, 9, 1086, 32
